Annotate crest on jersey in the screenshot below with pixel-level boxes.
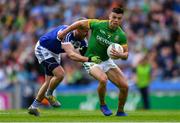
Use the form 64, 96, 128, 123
71, 40, 81, 48
114, 35, 119, 42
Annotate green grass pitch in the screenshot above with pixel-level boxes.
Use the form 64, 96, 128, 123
0, 109, 180, 122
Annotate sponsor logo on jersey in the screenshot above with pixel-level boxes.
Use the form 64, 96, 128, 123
96, 35, 113, 46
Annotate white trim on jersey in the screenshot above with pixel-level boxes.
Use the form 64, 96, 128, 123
61, 42, 71, 45
56, 26, 69, 41
57, 28, 72, 43
84, 37, 88, 46
57, 29, 64, 41
57, 35, 61, 41
64, 32, 71, 43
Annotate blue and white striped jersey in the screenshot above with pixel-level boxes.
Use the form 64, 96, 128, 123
39, 25, 87, 54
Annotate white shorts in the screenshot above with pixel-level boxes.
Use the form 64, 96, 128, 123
83, 59, 118, 73
34, 42, 61, 64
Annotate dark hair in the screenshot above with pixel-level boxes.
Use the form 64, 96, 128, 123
112, 7, 124, 14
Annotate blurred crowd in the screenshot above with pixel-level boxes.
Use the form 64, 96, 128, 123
0, 0, 179, 92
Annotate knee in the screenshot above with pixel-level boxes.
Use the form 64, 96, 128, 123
120, 82, 129, 92
55, 70, 65, 81
124, 83, 129, 91
99, 76, 108, 84
123, 80, 129, 89
116, 78, 129, 91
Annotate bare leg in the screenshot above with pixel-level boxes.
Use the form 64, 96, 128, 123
36, 75, 52, 101
28, 75, 52, 116
44, 66, 65, 107
47, 66, 65, 93
89, 66, 108, 105
106, 68, 128, 112
89, 66, 112, 116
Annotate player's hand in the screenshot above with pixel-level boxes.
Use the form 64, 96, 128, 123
88, 56, 102, 64
79, 46, 87, 56
110, 48, 128, 60
110, 48, 123, 59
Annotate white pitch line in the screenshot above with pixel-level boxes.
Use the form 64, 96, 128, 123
0, 112, 27, 115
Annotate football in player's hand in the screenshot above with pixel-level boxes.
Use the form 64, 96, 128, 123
107, 43, 124, 59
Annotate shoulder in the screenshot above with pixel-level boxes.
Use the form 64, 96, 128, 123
116, 27, 127, 39
57, 25, 68, 31
88, 19, 108, 24
116, 27, 127, 44
57, 25, 69, 35
117, 27, 126, 34
88, 19, 108, 28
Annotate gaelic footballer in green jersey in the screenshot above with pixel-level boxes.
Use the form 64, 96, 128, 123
58, 7, 129, 116
85, 19, 128, 61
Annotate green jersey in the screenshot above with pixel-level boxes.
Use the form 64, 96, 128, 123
85, 19, 127, 61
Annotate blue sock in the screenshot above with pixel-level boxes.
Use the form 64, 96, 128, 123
32, 99, 41, 108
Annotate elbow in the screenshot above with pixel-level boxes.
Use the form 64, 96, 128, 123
122, 53, 128, 60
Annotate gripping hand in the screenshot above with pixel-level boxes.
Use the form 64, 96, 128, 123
88, 56, 102, 64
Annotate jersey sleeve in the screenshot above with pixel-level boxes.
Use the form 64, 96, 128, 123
88, 19, 103, 30
61, 32, 72, 44
121, 34, 127, 46
57, 25, 69, 42
58, 26, 72, 44
119, 30, 128, 46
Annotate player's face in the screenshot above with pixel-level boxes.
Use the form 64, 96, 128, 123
109, 12, 123, 28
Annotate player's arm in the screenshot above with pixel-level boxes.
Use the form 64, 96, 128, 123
111, 31, 129, 60
58, 20, 89, 40
111, 44, 128, 60
121, 44, 129, 60
62, 43, 89, 62
62, 43, 102, 63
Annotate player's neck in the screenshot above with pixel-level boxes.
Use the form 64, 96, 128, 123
108, 21, 118, 31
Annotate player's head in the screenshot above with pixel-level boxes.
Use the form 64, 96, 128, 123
109, 7, 124, 29
74, 17, 89, 40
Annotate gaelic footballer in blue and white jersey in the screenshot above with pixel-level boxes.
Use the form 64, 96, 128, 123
35, 25, 87, 75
